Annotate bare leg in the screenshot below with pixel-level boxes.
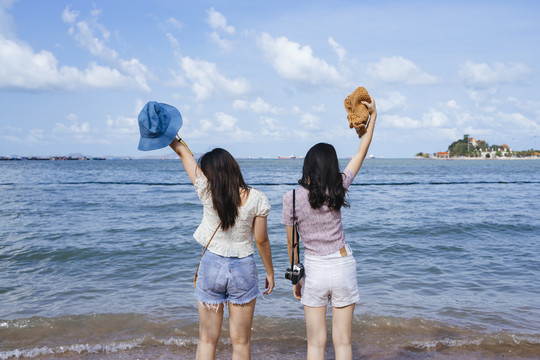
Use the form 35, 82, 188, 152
229, 298, 257, 360
304, 305, 327, 360
196, 301, 224, 360
331, 303, 355, 360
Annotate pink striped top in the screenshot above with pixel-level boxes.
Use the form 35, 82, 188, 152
281, 168, 355, 256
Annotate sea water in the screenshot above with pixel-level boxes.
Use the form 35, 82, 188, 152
1, 158, 539, 359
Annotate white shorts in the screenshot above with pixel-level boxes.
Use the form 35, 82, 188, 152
301, 244, 360, 308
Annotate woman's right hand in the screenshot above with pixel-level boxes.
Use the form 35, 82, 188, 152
361, 98, 377, 116
345, 98, 377, 177
293, 280, 302, 300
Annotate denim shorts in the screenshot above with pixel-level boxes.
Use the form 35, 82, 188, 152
195, 250, 260, 306
301, 244, 360, 308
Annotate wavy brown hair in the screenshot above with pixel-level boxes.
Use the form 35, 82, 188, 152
199, 148, 249, 231
299, 143, 349, 211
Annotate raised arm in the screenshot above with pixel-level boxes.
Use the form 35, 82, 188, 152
345, 99, 377, 178
169, 138, 200, 185
254, 216, 275, 295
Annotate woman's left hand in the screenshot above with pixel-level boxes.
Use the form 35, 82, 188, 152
263, 274, 275, 295
293, 281, 302, 300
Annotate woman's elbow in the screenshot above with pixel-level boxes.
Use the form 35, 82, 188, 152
254, 234, 270, 246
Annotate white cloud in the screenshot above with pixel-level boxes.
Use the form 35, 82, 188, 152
208, 31, 232, 52
367, 56, 437, 85
194, 112, 252, 141
212, 112, 238, 132
422, 108, 450, 127
311, 104, 326, 113
1, 134, 20, 142
378, 91, 407, 112
0, 35, 140, 90
260, 116, 279, 130
207, 8, 235, 34
507, 97, 540, 120
62, 6, 151, 91
300, 113, 320, 129
53, 114, 91, 137
445, 100, 460, 110
259, 116, 282, 137
233, 97, 278, 113
27, 129, 45, 143
0, 125, 22, 143
459, 61, 531, 87
465, 88, 500, 113
0, 0, 16, 38
106, 115, 138, 135
166, 17, 183, 31
499, 112, 539, 130
258, 32, 342, 85
181, 56, 250, 100
61, 5, 79, 24
328, 36, 346, 62
166, 32, 179, 49
251, 97, 275, 113
233, 100, 248, 110
382, 114, 422, 129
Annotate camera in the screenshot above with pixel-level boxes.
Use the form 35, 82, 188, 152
285, 263, 304, 285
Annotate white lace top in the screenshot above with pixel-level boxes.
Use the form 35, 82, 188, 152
193, 172, 271, 258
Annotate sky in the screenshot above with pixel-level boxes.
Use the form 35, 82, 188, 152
1, 0, 539, 158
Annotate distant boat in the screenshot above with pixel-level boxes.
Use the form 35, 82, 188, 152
368, 154, 375, 159
278, 155, 297, 159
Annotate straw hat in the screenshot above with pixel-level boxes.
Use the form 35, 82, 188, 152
344, 87, 371, 138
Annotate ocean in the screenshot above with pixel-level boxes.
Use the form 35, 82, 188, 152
1, 158, 539, 359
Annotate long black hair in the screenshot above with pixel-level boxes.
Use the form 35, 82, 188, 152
199, 148, 249, 231
299, 143, 349, 211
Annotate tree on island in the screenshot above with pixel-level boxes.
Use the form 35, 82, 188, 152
448, 134, 472, 157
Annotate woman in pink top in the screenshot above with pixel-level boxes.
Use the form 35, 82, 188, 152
282, 99, 377, 360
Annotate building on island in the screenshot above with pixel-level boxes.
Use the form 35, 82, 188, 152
435, 151, 450, 158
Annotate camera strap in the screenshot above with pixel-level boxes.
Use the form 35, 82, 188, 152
194, 222, 221, 288
290, 189, 300, 270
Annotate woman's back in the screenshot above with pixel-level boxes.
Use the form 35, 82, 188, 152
194, 172, 270, 258
282, 168, 355, 256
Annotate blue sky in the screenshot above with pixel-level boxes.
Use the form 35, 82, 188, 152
1, 0, 539, 158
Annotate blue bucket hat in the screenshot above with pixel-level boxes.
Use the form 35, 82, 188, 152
137, 101, 183, 151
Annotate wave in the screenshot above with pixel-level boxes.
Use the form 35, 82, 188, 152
2, 180, 539, 187
1, 314, 539, 359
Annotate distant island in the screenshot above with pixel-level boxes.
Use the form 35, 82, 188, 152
0, 152, 184, 161
416, 134, 539, 159
0, 153, 126, 161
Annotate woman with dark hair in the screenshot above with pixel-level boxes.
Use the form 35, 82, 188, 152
170, 141, 274, 360
282, 99, 377, 360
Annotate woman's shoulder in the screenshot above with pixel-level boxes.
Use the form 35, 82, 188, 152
283, 188, 293, 198
247, 187, 271, 216
249, 186, 267, 199
282, 186, 306, 204
194, 172, 212, 202
195, 171, 208, 187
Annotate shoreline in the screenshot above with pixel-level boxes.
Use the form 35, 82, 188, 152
2, 313, 539, 360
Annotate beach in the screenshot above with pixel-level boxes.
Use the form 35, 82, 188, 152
3, 314, 540, 359
1, 159, 539, 359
